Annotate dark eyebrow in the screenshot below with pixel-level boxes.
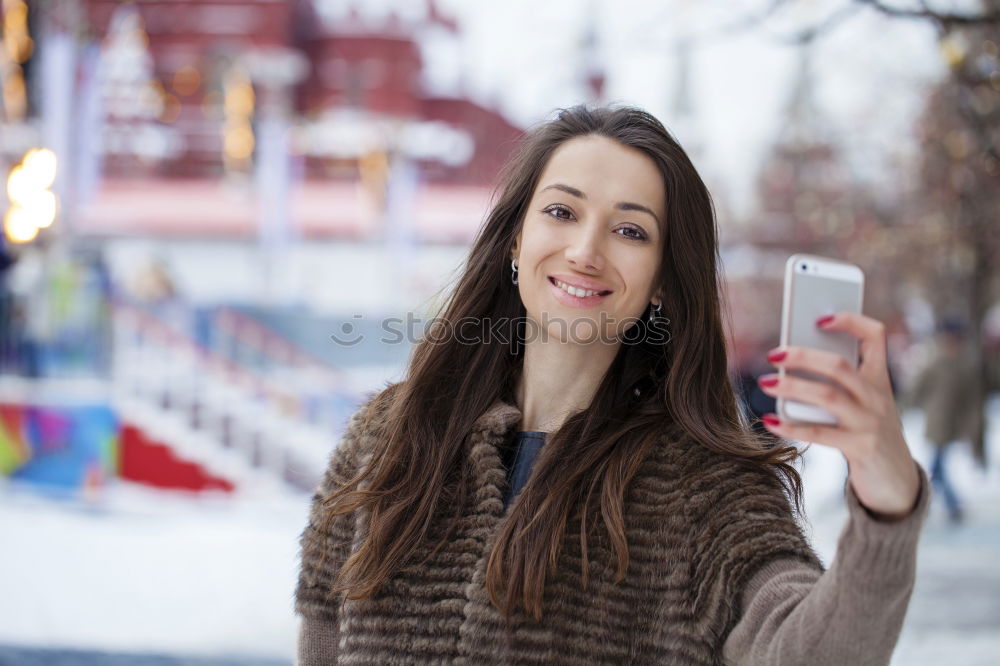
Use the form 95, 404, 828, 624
539, 183, 661, 228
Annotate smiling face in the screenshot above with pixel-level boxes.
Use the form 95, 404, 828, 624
512, 134, 666, 344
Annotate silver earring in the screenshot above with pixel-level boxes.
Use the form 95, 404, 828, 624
511, 258, 518, 285
649, 302, 662, 323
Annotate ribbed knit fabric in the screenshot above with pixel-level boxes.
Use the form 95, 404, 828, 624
295, 384, 929, 665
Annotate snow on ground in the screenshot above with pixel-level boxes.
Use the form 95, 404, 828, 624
0, 399, 998, 663
891, 401, 1000, 666
0, 479, 311, 662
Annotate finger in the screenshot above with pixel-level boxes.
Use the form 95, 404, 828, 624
815, 311, 890, 386
756, 372, 859, 426
767, 344, 877, 407
759, 412, 857, 450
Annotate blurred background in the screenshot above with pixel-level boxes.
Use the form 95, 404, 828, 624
0, 0, 997, 664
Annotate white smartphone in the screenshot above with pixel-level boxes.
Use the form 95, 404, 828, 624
777, 254, 864, 426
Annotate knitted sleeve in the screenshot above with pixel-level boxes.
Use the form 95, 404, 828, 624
294, 390, 385, 666
721, 460, 930, 666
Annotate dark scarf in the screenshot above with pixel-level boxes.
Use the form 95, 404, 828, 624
296, 391, 822, 665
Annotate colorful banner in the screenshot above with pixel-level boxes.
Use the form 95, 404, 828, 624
0, 403, 31, 475
1, 402, 117, 491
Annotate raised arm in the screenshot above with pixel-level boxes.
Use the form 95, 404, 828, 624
723, 460, 929, 665
727, 311, 931, 664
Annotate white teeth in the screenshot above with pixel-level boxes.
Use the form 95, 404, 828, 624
554, 279, 602, 298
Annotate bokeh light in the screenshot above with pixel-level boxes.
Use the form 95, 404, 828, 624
21, 148, 58, 190
3, 206, 39, 243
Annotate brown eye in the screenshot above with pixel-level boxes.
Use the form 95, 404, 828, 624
617, 225, 648, 241
543, 205, 573, 220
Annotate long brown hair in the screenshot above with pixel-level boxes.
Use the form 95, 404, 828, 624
317, 104, 803, 621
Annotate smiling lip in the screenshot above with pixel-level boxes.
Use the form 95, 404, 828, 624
548, 274, 614, 293
547, 276, 613, 308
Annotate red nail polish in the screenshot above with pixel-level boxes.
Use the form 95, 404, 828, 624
757, 375, 779, 388
761, 413, 781, 427
767, 349, 787, 363
816, 315, 835, 327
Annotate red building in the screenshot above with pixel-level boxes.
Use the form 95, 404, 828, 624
82, 0, 521, 186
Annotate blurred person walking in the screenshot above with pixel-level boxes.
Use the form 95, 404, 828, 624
903, 318, 980, 523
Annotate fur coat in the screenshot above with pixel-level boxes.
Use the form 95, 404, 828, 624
295, 384, 927, 665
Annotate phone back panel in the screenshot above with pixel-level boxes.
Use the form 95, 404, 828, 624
779, 254, 864, 424
783, 273, 863, 363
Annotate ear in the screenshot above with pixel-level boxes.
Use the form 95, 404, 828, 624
511, 232, 521, 261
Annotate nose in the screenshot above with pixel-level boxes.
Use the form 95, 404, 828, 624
565, 221, 604, 272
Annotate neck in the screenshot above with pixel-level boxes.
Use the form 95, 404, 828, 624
514, 332, 620, 432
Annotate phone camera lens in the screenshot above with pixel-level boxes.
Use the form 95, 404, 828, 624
800, 263, 807, 271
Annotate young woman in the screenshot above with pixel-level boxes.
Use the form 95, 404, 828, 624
295, 105, 927, 665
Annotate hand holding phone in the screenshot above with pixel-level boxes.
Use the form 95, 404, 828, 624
756, 258, 921, 519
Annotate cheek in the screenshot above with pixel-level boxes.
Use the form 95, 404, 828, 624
519, 227, 557, 275
618, 252, 658, 290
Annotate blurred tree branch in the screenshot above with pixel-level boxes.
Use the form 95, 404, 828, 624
855, 0, 1000, 32
716, 0, 794, 35
715, 1, 862, 44
724, 0, 1000, 43
783, 4, 864, 44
